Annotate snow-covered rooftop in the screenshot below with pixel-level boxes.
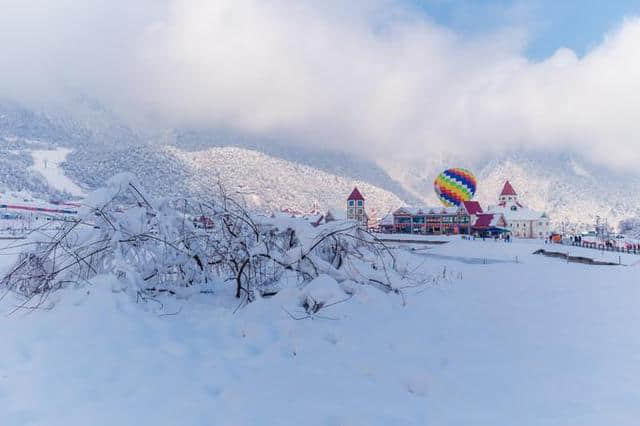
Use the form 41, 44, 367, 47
474, 213, 506, 228
488, 202, 547, 221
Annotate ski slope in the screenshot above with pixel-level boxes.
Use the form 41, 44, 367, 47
1, 239, 639, 425
29, 148, 85, 196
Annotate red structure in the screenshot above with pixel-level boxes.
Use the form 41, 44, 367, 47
501, 181, 517, 196
347, 188, 365, 201
346, 187, 367, 226
0, 202, 77, 215
462, 201, 483, 215
471, 213, 509, 236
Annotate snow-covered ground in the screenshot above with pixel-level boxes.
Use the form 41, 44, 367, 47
29, 148, 85, 196
424, 237, 639, 265
374, 233, 452, 242
379, 234, 639, 265
1, 238, 639, 425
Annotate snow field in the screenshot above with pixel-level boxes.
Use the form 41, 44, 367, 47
1, 239, 640, 425
397, 236, 640, 266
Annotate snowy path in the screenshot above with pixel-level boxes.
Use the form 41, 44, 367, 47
29, 148, 85, 196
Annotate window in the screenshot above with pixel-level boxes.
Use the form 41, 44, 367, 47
357, 208, 363, 214
348, 200, 354, 206
357, 200, 363, 207
511, 206, 517, 211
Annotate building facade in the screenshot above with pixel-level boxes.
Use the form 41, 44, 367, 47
487, 181, 550, 239
379, 205, 473, 235
346, 187, 368, 226
373, 181, 547, 238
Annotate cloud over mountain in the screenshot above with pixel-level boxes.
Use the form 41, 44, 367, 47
2, 1, 640, 169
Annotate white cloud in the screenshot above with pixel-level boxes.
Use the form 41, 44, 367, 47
1, 1, 640, 170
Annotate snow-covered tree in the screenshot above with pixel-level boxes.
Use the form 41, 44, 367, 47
0, 174, 430, 311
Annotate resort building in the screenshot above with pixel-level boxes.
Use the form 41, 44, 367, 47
379, 205, 472, 235
378, 203, 510, 236
487, 181, 550, 239
349, 181, 548, 238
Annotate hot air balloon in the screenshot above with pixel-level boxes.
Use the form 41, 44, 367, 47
434, 168, 477, 207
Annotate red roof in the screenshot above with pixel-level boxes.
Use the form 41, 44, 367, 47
473, 213, 494, 229
500, 180, 517, 196
474, 213, 507, 229
347, 187, 365, 201
462, 201, 483, 215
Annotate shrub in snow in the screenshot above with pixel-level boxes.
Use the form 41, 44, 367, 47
298, 275, 346, 316
0, 174, 429, 311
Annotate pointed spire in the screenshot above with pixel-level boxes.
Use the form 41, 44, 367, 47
347, 187, 365, 201
500, 180, 517, 196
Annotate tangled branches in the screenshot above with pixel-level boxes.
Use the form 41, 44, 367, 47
0, 174, 420, 310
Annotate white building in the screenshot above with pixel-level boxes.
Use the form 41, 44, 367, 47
487, 181, 550, 239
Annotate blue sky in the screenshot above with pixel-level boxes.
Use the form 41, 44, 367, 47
410, 0, 640, 59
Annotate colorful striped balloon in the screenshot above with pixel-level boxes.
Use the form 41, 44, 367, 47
433, 168, 477, 207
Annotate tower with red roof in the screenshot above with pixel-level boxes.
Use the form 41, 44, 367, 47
488, 180, 550, 239
499, 180, 518, 204
347, 187, 368, 226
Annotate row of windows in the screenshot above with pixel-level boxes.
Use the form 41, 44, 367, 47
395, 215, 469, 224
348, 200, 364, 207
509, 221, 549, 228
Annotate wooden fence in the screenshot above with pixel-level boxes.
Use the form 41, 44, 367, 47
558, 240, 640, 255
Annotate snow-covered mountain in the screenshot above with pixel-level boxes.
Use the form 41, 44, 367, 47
2, 100, 640, 230
169, 145, 407, 215
63, 143, 407, 216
